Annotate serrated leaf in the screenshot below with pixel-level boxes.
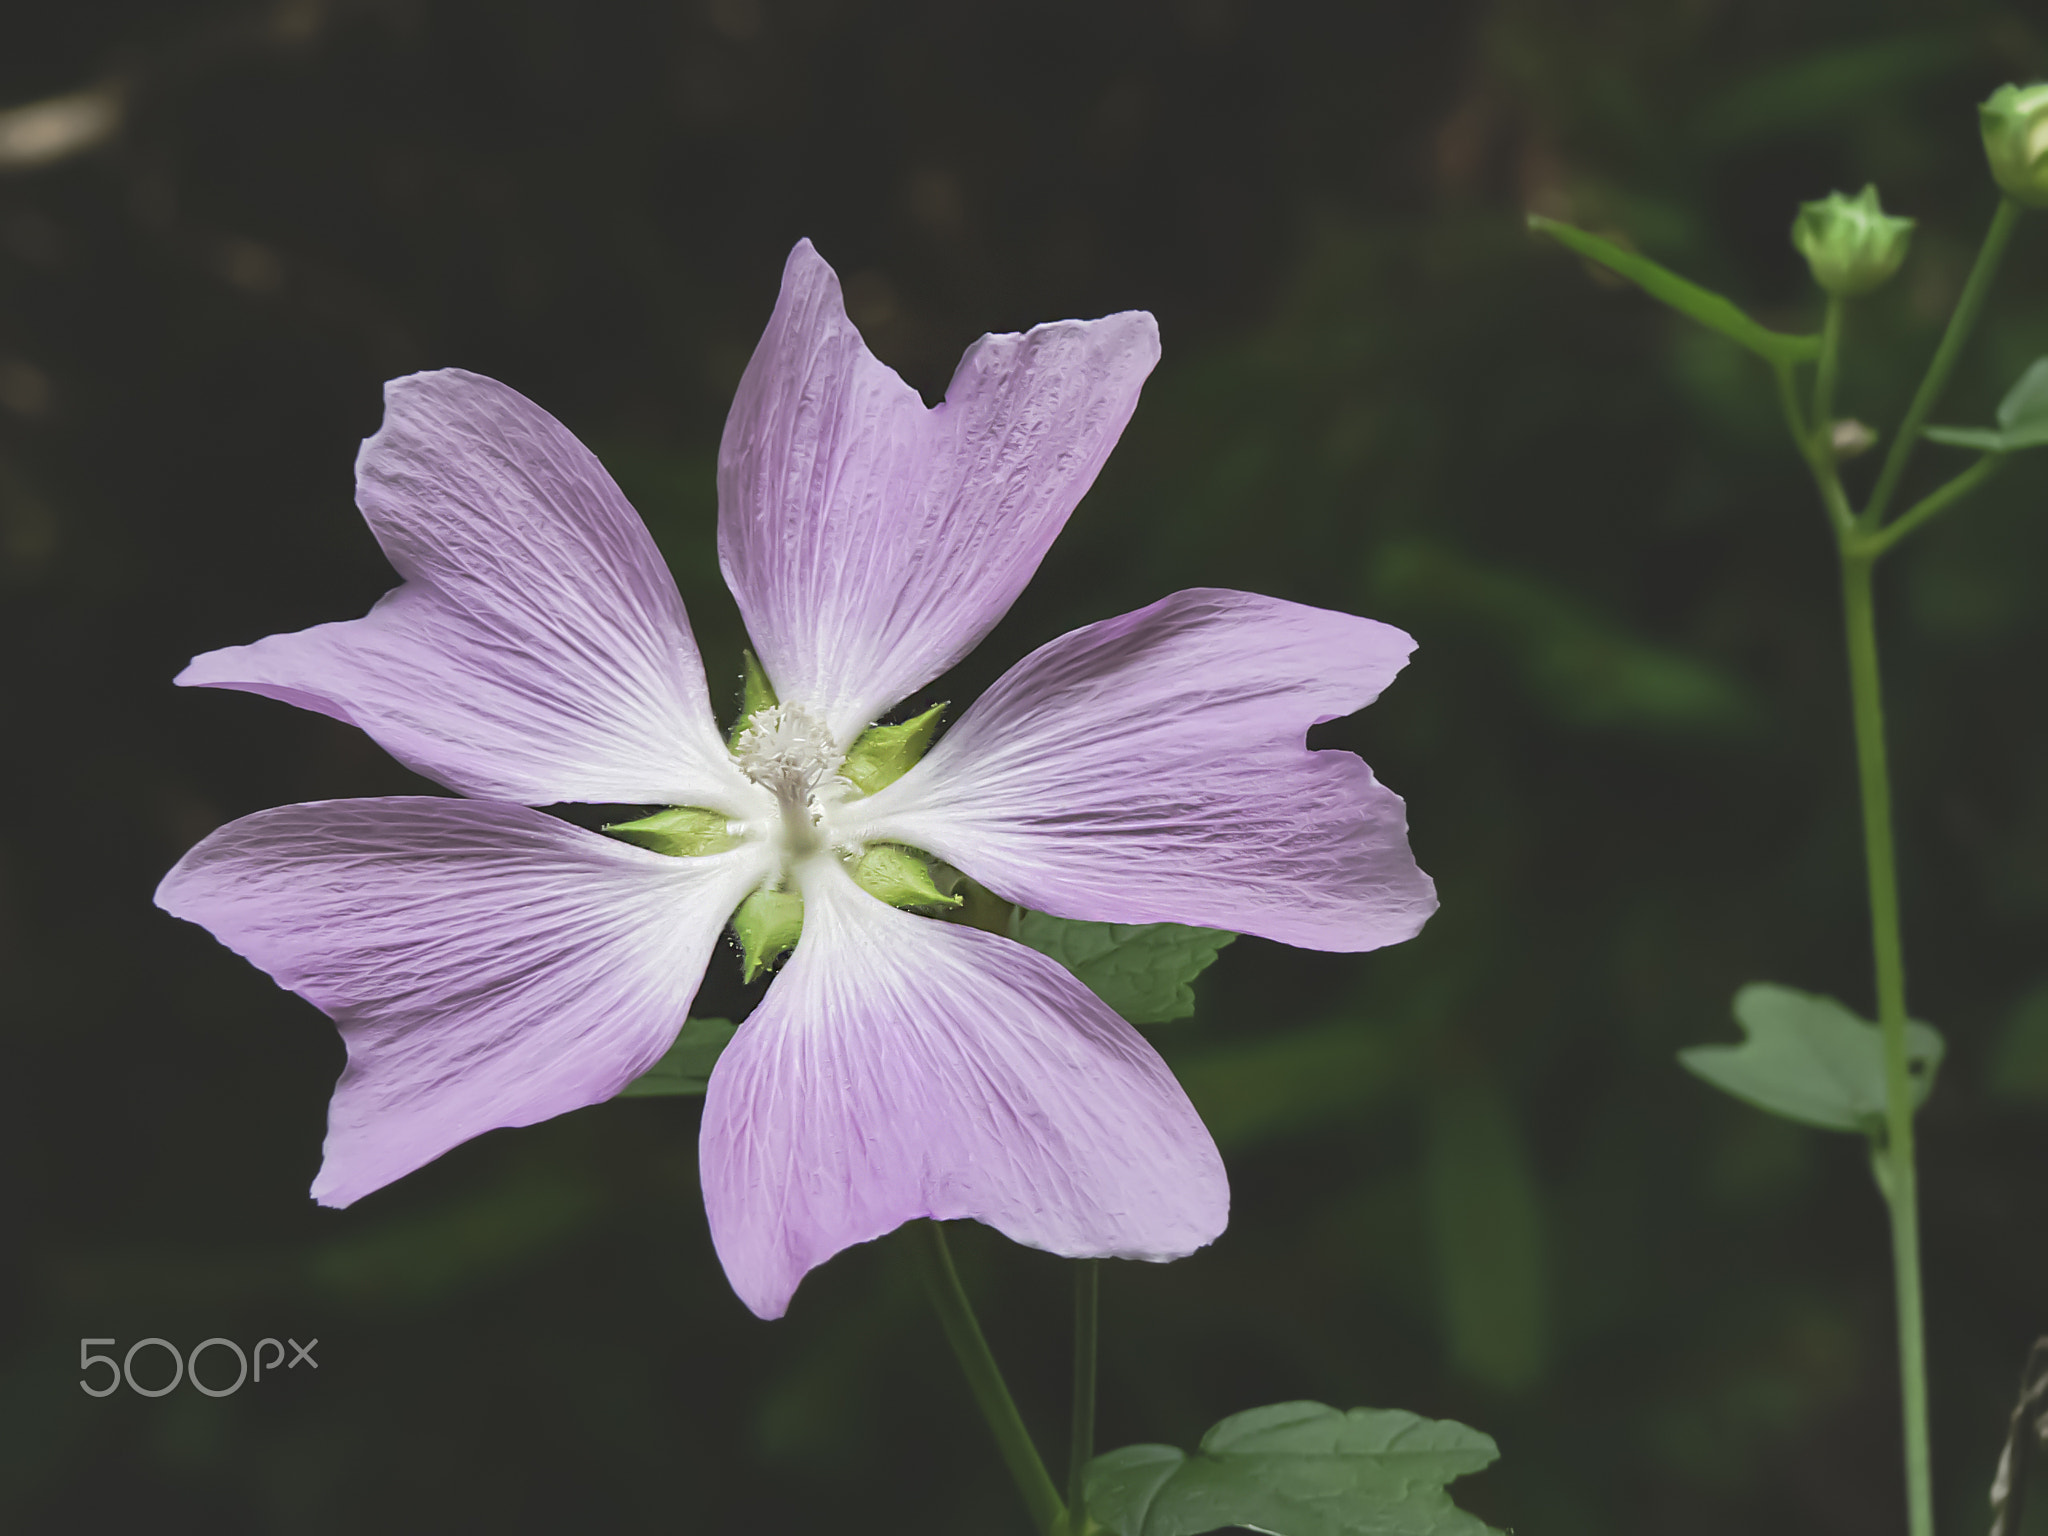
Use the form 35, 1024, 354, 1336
1085, 1402, 1503, 1536
616, 1018, 736, 1097
1922, 357, 2048, 453
1009, 910, 1234, 1025
1679, 983, 1943, 1134
1528, 215, 1822, 367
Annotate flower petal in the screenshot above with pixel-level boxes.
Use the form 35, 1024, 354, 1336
699, 860, 1226, 1319
847, 588, 1436, 952
155, 797, 772, 1206
180, 370, 751, 809
717, 239, 1160, 742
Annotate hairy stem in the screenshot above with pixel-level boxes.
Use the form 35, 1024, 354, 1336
911, 1221, 1066, 1535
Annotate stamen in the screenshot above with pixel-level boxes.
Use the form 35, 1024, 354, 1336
733, 706, 854, 867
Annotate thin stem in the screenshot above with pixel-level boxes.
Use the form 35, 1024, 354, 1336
1066, 1261, 1100, 1533
1773, 358, 1810, 444
1863, 452, 2006, 557
1838, 549, 1933, 1536
1775, 359, 1855, 537
911, 1221, 1066, 1535
1865, 196, 2022, 529
1812, 294, 1844, 433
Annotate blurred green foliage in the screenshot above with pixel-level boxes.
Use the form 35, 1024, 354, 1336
6, 2, 2048, 1533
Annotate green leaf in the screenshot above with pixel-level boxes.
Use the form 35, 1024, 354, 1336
616, 1017, 737, 1097
1009, 910, 1234, 1025
1925, 357, 2048, 453
1528, 215, 1822, 367
1085, 1402, 1503, 1536
1679, 983, 1944, 1134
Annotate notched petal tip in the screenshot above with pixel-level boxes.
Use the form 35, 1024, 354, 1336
848, 588, 1435, 953
719, 245, 1170, 737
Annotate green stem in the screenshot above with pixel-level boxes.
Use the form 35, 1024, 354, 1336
1812, 294, 1844, 433
1066, 1261, 1100, 1533
911, 1221, 1066, 1535
1776, 359, 1855, 536
1863, 452, 2006, 557
1838, 548, 1933, 1536
1864, 196, 2021, 529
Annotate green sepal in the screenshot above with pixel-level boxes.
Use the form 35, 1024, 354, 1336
1790, 184, 1914, 297
728, 648, 779, 748
733, 886, 804, 982
603, 806, 739, 857
1980, 82, 2048, 208
1084, 1402, 1503, 1536
842, 701, 946, 796
1924, 356, 2048, 453
1679, 982, 1945, 1135
1009, 910, 1234, 1025
615, 1017, 736, 1097
850, 844, 960, 911
1528, 214, 1822, 366
936, 870, 1016, 936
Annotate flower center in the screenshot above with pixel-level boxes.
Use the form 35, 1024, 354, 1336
732, 703, 850, 864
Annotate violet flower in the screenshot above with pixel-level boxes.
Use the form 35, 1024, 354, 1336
157, 241, 1435, 1319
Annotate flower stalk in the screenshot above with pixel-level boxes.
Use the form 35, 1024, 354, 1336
1779, 172, 2032, 1536
1863, 195, 2020, 527
1837, 545, 1932, 1536
1065, 1260, 1100, 1535
911, 1222, 1066, 1534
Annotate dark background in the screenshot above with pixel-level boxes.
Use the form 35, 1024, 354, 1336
5, 1, 2048, 1531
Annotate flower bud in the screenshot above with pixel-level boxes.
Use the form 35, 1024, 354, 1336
1790, 185, 1915, 297
1980, 83, 2048, 208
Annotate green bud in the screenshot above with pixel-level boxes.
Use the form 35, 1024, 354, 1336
732, 886, 804, 982
1790, 185, 1914, 297
604, 805, 740, 856
728, 648, 779, 748
841, 701, 946, 796
850, 844, 961, 911
1980, 83, 2048, 208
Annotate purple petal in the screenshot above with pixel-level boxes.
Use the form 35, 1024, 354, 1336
718, 239, 1160, 742
156, 797, 772, 1206
699, 860, 1226, 1319
846, 588, 1437, 953
180, 370, 751, 809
